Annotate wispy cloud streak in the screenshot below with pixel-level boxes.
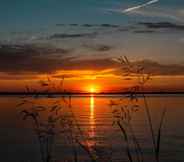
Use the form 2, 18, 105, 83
122, 0, 159, 13
106, 0, 184, 23
107, 0, 159, 14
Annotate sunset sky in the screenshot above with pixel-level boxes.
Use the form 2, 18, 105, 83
0, 0, 184, 92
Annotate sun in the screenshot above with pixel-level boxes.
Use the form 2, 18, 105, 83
90, 87, 95, 93
86, 84, 100, 93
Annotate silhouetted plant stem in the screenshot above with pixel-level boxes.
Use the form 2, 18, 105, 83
69, 129, 78, 162
73, 143, 78, 162
76, 139, 97, 162
142, 93, 157, 156
129, 123, 144, 162
114, 56, 168, 162
38, 135, 45, 162
156, 108, 166, 162
142, 85, 166, 162
117, 121, 133, 162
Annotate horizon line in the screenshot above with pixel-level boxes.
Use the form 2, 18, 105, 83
0, 91, 184, 95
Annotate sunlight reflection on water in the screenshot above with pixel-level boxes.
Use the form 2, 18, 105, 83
0, 95, 184, 162
88, 95, 95, 147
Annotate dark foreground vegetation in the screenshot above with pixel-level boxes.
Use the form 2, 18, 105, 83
17, 57, 167, 162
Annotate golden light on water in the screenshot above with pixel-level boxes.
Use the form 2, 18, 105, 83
90, 95, 94, 121
89, 95, 95, 139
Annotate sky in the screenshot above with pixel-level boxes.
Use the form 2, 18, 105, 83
0, 0, 184, 92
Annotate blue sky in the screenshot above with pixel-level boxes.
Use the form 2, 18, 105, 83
0, 0, 184, 63
1, 0, 184, 31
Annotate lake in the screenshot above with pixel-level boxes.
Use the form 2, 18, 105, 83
0, 94, 184, 162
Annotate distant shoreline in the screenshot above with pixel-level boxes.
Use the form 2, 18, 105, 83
0, 91, 184, 96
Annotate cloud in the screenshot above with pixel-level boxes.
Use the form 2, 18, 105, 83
81, 24, 95, 27
0, 44, 184, 79
0, 44, 118, 75
55, 23, 120, 28
122, 0, 159, 13
132, 9, 184, 23
49, 32, 98, 39
133, 29, 155, 33
56, 24, 65, 27
131, 21, 184, 34
81, 24, 119, 28
135, 60, 184, 75
100, 24, 119, 28
61, 58, 118, 71
52, 69, 119, 80
53, 21, 184, 37
179, 37, 184, 43
0, 72, 40, 80
138, 22, 184, 30
114, 59, 184, 76
69, 24, 79, 27
82, 44, 113, 52
52, 74, 80, 79
0, 44, 74, 74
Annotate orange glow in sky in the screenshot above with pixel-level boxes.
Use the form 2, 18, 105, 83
0, 70, 184, 92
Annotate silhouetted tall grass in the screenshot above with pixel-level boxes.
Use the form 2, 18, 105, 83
111, 56, 167, 162
17, 57, 168, 162
18, 78, 99, 162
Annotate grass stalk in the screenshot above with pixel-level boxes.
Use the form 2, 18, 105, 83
117, 121, 133, 162
129, 123, 144, 162
156, 108, 166, 162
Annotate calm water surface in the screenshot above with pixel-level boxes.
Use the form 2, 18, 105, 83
0, 95, 184, 162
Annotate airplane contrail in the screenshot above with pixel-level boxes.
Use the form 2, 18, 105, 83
121, 0, 159, 13
106, 0, 184, 23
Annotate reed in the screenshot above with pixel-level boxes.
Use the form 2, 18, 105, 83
17, 57, 167, 162
18, 78, 98, 162
111, 56, 167, 162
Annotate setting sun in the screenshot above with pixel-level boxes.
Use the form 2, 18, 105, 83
85, 84, 100, 93
90, 87, 95, 93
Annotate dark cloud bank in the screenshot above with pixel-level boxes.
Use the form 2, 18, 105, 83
55, 22, 184, 30
0, 44, 118, 74
0, 44, 73, 74
52, 21, 184, 37
0, 44, 184, 78
138, 22, 184, 30
49, 32, 98, 39
56, 23, 120, 28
